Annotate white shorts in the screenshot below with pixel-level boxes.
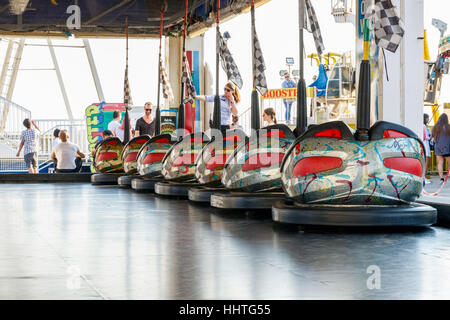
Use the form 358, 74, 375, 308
424, 140, 431, 157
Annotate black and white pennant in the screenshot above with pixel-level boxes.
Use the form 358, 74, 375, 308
218, 32, 243, 89
181, 52, 196, 103
302, 0, 325, 56
123, 65, 133, 109
160, 58, 174, 104
252, 25, 268, 95
368, 0, 404, 53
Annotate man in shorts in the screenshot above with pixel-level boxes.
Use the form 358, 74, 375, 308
16, 118, 41, 174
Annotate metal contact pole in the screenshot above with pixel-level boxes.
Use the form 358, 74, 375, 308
296, 0, 307, 136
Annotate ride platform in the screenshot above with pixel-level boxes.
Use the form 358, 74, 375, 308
417, 177, 450, 224
0, 173, 92, 183
2, 183, 450, 299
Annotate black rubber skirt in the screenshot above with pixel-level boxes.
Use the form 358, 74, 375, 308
131, 178, 160, 193
210, 192, 286, 210
272, 200, 437, 227
117, 175, 136, 188
155, 181, 200, 197
188, 186, 225, 203
91, 173, 122, 185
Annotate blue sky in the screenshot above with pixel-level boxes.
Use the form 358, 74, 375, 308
0, 0, 448, 120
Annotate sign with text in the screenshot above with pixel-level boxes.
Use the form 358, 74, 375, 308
160, 116, 177, 136
262, 88, 297, 100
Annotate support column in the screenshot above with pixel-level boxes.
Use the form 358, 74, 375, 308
381, 0, 424, 137
186, 35, 205, 132
48, 39, 74, 122
0, 39, 24, 133
401, 0, 424, 137
83, 39, 105, 102
167, 36, 181, 108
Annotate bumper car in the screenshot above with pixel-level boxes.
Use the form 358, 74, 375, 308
188, 129, 247, 203
132, 134, 177, 192
211, 124, 295, 210
117, 135, 151, 188
154, 132, 210, 197
272, 121, 437, 226
272, 18, 436, 227
91, 137, 125, 185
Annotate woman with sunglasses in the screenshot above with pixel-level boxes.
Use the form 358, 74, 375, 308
135, 102, 155, 137
194, 82, 240, 133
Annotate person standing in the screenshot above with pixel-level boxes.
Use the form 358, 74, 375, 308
51, 130, 85, 173
423, 114, 432, 184
431, 113, 450, 183
135, 102, 155, 137
195, 81, 239, 133
282, 72, 296, 123
16, 118, 41, 174
108, 111, 124, 141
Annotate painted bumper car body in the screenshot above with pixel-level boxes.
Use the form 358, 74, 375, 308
121, 135, 151, 175
281, 121, 425, 205
136, 134, 176, 178
93, 137, 124, 174
161, 132, 210, 182
222, 124, 295, 192
195, 129, 247, 185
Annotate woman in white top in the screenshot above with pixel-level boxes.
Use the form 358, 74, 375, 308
194, 81, 240, 133
263, 108, 277, 127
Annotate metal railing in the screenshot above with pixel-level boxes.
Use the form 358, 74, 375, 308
0, 123, 88, 173
0, 95, 31, 139
39, 124, 89, 157
237, 96, 300, 135
0, 94, 89, 172
34, 119, 85, 134
237, 106, 252, 135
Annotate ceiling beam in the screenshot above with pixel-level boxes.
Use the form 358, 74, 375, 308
0, 4, 9, 13
83, 0, 135, 25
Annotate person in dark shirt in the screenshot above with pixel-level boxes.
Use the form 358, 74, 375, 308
135, 102, 155, 137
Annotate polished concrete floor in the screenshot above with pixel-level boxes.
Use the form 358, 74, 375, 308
1, 183, 450, 300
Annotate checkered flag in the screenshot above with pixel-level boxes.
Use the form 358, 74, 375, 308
218, 32, 243, 89
181, 52, 196, 103
302, 0, 325, 56
123, 65, 133, 109
367, 0, 404, 53
160, 58, 174, 104
252, 26, 268, 96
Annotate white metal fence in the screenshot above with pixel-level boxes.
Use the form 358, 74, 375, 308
237, 95, 301, 135
0, 96, 88, 172
39, 123, 88, 157
0, 96, 31, 141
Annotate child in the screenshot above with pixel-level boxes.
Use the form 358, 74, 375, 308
16, 118, 41, 174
